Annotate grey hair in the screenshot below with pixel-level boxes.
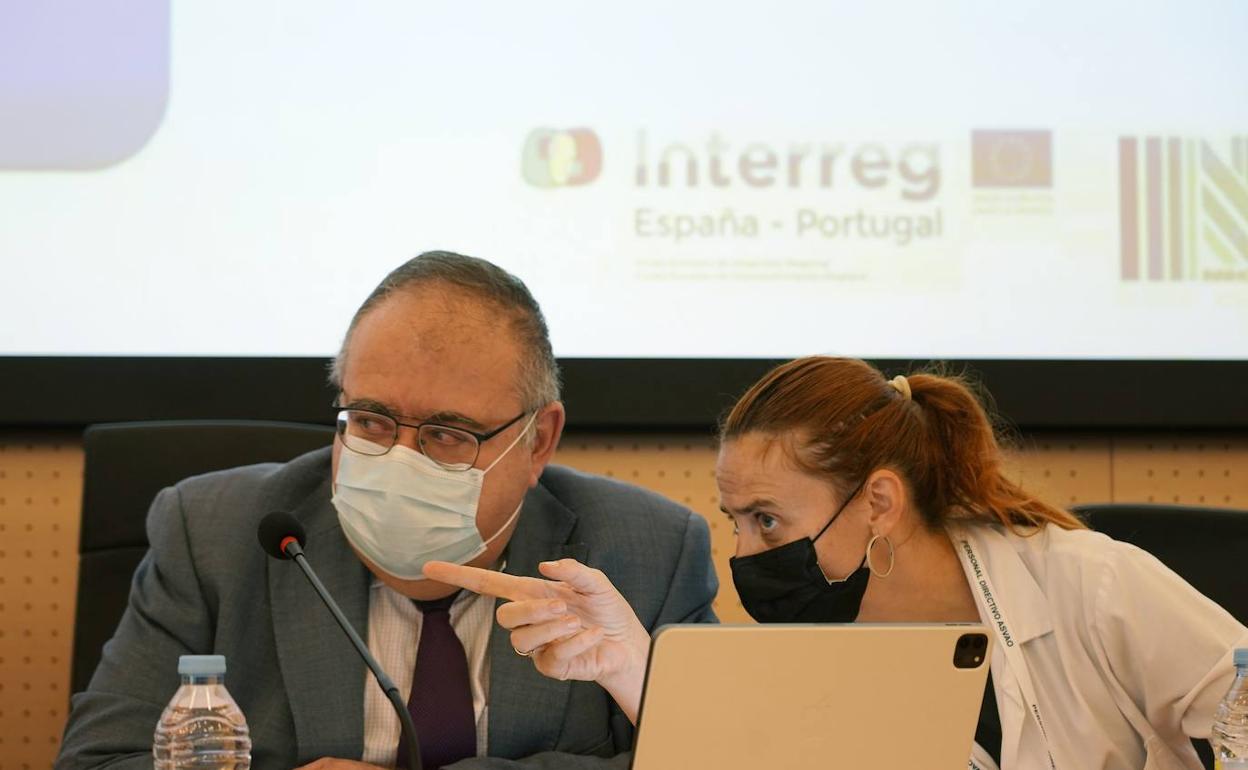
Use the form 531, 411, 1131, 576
330, 251, 562, 410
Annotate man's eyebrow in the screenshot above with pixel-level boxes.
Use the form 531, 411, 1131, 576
426, 411, 486, 431
341, 396, 395, 414
339, 397, 488, 431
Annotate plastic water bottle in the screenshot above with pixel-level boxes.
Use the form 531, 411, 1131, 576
153, 655, 252, 769
1213, 649, 1248, 770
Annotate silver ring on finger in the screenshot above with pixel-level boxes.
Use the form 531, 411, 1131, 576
513, 644, 534, 658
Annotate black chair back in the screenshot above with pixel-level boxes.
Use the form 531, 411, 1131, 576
72, 420, 335, 695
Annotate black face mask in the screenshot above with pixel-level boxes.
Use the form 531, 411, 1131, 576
729, 484, 869, 624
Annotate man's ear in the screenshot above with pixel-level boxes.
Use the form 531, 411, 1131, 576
527, 401, 566, 486
863, 468, 907, 538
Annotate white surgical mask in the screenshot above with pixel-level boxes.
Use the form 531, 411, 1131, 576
332, 412, 537, 580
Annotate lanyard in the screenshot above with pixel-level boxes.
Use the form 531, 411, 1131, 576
955, 534, 1058, 770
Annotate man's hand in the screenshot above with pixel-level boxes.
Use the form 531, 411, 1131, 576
424, 558, 649, 723
296, 760, 387, 770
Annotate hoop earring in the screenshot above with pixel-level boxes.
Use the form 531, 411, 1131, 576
865, 534, 895, 578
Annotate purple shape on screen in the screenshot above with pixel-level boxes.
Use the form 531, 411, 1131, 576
0, 0, 169, 170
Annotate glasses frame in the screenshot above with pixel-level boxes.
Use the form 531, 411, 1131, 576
333, 404, 529, 470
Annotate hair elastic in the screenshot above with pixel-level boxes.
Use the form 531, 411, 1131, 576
889, 375, 912, 402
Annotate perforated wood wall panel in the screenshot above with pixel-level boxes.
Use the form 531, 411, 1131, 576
1004, 435, 1114, 506
1, 429, 1245, 768
1112, 437, 1247, 507
0, 434, 82, 770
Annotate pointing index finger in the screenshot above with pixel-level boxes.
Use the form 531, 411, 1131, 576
423, 561, 554, 601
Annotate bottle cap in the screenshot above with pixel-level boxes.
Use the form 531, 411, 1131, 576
1236, 648, 1248, 667
178, 655, 227, 676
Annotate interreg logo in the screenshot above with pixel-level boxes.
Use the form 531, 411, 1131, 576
1119, 136, 1248, 281
630, 131, 940, 199
521, 128, 602, 187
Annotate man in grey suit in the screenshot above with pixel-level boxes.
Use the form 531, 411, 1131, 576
57, 251, 717, 769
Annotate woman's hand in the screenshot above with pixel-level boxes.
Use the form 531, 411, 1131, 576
423, 558, 649, 723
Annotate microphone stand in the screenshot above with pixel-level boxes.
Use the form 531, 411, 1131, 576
285, 540, 424, 770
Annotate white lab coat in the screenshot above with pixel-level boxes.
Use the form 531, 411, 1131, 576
948, 521, 1248, 770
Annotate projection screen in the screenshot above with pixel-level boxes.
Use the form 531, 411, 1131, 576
1, 0, 1245, 426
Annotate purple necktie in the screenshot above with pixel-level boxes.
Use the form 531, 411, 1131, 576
395, 592, 476, 769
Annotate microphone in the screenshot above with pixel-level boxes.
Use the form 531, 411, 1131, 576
258, 511, 423, 770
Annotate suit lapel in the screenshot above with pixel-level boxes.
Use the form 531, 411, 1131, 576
487, 482, 585, 758
268, 485, 371, 762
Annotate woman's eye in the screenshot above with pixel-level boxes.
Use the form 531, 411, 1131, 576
757, 513, 778, 532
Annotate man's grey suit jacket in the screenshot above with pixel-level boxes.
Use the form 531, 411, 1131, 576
57, 448, 718, 769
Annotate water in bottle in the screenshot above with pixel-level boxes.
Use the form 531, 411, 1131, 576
153, 655, 252, 769
1212, 648, 1248, 770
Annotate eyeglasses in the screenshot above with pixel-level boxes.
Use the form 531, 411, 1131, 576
334, 405, 529, 471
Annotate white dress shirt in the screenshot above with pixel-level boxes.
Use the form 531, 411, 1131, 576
951, 521, 1248, 770
361, 580, 497, 766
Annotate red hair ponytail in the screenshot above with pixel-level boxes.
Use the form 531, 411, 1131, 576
721, 357, 1084, 533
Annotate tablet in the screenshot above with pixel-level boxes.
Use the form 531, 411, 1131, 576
631, 623, 992, 770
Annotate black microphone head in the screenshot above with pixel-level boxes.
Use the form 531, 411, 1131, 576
258, 511, 306, 560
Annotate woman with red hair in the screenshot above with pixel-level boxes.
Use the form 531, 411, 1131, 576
430, 356, 1247, 769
